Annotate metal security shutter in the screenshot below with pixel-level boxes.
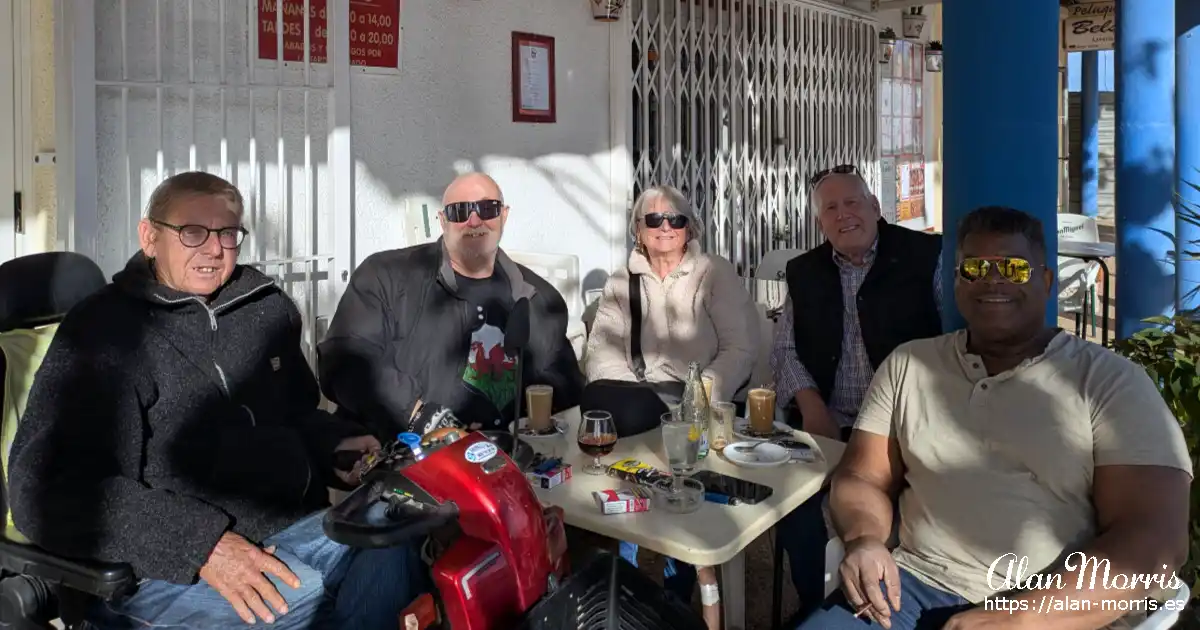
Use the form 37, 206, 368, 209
629, 0, 877, 279
75, 0, 355, 367
1067, 91, 1115, 218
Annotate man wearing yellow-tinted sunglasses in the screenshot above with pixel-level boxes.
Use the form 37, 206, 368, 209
802, 206, 1191, 630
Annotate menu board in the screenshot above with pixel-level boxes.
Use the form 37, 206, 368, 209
258, 0, 401, 70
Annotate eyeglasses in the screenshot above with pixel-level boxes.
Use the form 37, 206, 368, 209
958, 256, 1037, 284
442, 199, 504, 223
808, 164, 859, 189
151, 219, 247, 249
641, 212, 689, 230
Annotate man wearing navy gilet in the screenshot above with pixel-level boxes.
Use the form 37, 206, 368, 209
769, 165, 943, 620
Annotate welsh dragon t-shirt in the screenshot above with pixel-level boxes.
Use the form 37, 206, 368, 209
456, 270, 517, 423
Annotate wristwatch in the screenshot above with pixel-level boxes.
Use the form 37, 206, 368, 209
405, 400, 464, 437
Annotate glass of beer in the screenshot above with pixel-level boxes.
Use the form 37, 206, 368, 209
702, 375, 714, 402
577, 410, 618, 475
525, 384, 555, 434
747, 388, 777, 435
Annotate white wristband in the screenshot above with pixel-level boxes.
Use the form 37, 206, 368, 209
700, 583, 721, 606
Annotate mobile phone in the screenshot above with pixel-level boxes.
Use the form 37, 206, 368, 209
775, 439, 819, 462
689, 470, 774, 505
775, 438, 811, 451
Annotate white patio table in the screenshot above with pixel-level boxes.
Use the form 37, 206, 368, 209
527, 407, 846, 630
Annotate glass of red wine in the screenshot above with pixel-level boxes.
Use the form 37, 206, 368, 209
577, 410, 618, 475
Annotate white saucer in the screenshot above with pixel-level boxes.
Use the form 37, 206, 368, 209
724, 441, 791, 468
509, 416, 567, 438
732, 418, 794, 441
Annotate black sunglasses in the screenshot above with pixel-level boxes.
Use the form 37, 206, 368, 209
442, 199, 504, 223
151, 219, 247, 249
808, 164, 859, 188
642, 212, 689, 230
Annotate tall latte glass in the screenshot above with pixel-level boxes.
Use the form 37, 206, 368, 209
747, 388, 777, 434
525, 384, 554, 433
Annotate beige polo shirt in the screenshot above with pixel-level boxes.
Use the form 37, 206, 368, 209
855, 330, 1192, 605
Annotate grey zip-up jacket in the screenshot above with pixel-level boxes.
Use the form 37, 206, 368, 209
8, 253, 369, 584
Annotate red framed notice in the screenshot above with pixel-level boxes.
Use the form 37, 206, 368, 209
511, 32, 556, 123
257, 0, 402, 71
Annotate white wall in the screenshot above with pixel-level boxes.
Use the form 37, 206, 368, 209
353, 1, 621, 285
88, 0, 623, 294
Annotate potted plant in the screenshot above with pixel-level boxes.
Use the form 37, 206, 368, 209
1111, 179, 1200, 622
879, 27, 897, 64
591, 0, 626, 21
925, 40, 943, 73
1111, 315, 1200, 606
902, 6, 927, 39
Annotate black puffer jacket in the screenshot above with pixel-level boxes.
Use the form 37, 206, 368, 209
8, 253, 369, 584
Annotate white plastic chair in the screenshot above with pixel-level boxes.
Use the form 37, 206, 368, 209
506, 251, 586, 359
823, 538, 1190, 629
1057, 214, 1102, 339
755, 249, 804, 282
755, 249, 803, 319
747, 305, 775, 395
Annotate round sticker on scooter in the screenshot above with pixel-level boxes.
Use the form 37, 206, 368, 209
464, 441, 499, 464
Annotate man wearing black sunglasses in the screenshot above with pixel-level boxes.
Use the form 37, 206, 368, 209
318, 172, 584, 436
769, 165, 944, 616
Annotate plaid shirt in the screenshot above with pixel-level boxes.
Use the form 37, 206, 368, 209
769, 242, 943, 427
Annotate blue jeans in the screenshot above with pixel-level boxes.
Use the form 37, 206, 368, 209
796, 567, 971, 629
778, 487, 833, 618
619, 541, 697, 603
88, 510, 423, 629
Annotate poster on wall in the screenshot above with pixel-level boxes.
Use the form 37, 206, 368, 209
257, 0, 402, 71
511, 32, 557, 124
1062, 0, 1114, 52
896, 160, 926, 223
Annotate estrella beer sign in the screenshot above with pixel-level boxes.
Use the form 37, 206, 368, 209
1062, 0, 1115, 52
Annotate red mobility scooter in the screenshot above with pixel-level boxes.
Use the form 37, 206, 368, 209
324, 424, 706, 630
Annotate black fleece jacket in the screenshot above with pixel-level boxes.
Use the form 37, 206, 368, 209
8, 254, 369, 585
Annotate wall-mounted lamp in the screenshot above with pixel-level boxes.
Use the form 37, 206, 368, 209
591, 0, 626, 21
879, 27, 896, 64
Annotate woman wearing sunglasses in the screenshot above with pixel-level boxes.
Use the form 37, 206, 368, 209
584, 185, 758, 619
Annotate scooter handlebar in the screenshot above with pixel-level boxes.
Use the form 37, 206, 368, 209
323, 478, 460, 549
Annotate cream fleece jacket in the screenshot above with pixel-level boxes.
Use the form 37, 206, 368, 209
584, 242, 759, 402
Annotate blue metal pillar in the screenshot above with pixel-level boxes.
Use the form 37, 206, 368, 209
1179, 1, 1200, 314
1081, 51, 1101, 218
1115, 0, 1176, 338
942, 0, 1060, 331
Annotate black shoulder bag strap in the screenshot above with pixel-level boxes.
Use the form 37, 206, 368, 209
628, 272, 647, 382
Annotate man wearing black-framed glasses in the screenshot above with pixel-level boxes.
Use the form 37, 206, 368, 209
769, 165, 945, 618
8, 172, 422, 628
319, 172, 584, 436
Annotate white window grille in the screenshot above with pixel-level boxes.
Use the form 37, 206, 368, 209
63, 0, 355, 367
629, 0, 878, 282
